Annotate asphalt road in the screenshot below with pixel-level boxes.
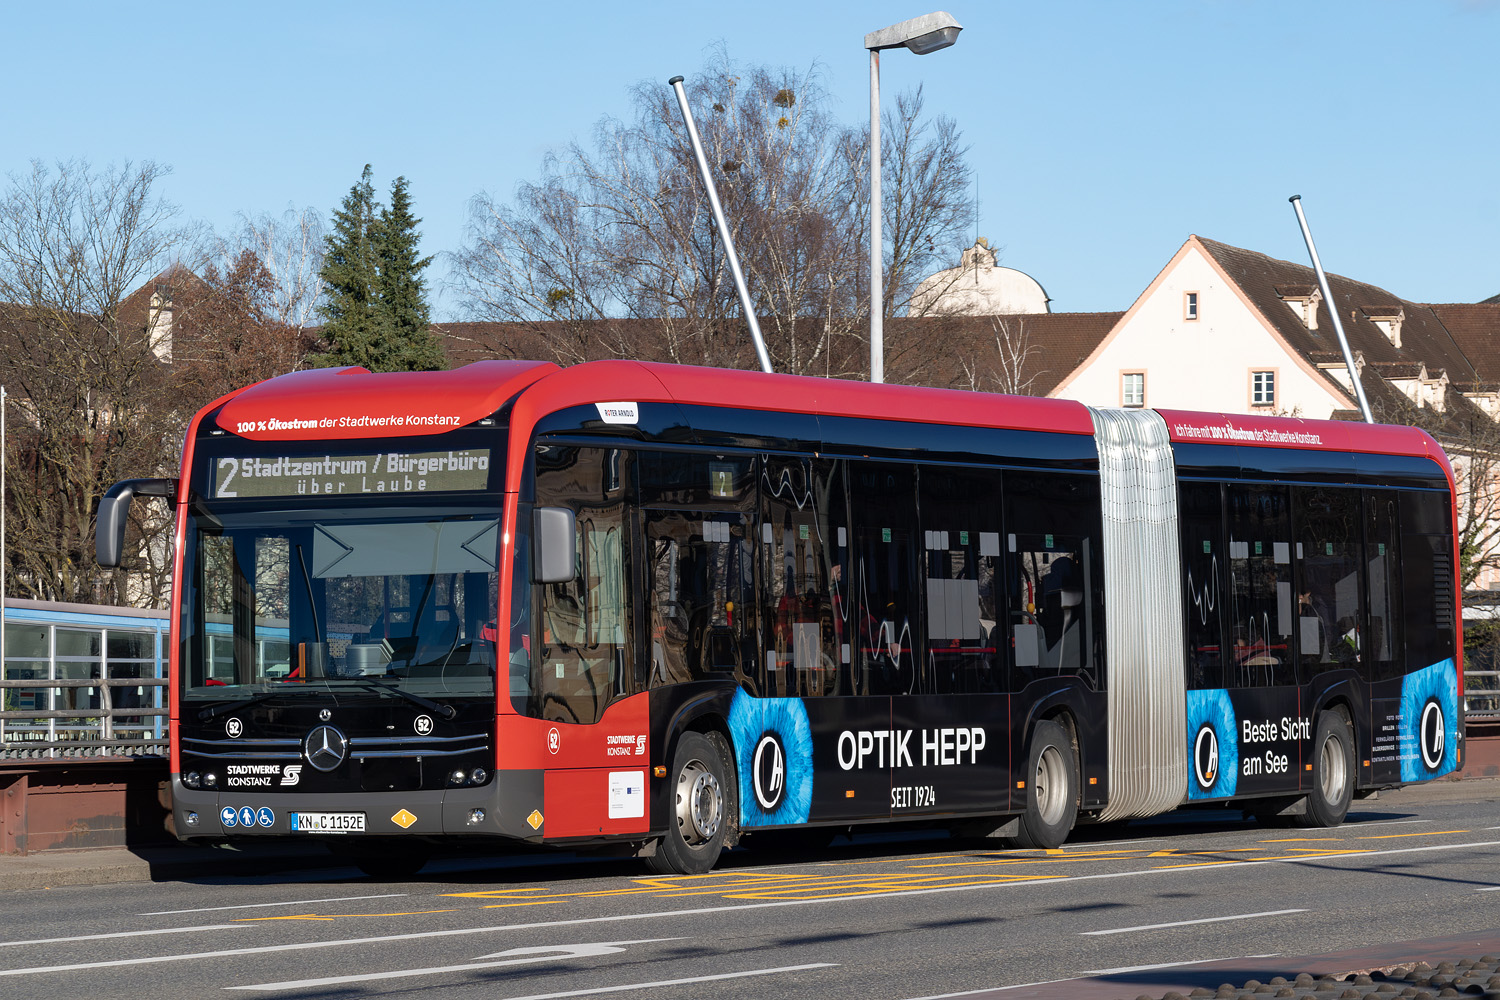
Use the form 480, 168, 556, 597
2, 781, 1497, 1000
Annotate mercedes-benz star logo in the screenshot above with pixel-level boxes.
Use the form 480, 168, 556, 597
304, 725, 349, 772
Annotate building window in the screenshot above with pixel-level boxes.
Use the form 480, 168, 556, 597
1185, 292, 1199, 321
1251, 370, 1276, 407
1122, 372, 1145, 408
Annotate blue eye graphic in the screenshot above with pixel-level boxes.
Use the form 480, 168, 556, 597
1399, 658, 1457, 782
1185, 688, 1238, 800
728, 692, 814, 826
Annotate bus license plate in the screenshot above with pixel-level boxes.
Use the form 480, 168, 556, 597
290, 811, 366, 834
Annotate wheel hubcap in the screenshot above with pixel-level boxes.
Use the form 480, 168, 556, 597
1034, 745, 1067, 826
1320, 733, 1347, 803
675, 758, 722, 844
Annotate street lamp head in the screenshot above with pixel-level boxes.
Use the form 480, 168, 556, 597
865, 11, 962, 54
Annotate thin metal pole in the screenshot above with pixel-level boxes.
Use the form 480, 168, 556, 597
869, 49, 883, 383
1290, 195, 1373, 423
667, 75, 774, 375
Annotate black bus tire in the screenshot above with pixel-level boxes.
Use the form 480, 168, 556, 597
646, 731, 732, 875
1014, 719, 1078, 849
1297, 707, 1354, 828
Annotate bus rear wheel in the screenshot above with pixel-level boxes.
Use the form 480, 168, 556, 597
1014, 720, 1078, 849
646, 731, 732, 875
1297, 707, 1353, 828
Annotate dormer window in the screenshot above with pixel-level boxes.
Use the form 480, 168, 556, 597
1361, 305, 1405, 348
1184, 292, 1199, 321
1275, 284, 1322, 331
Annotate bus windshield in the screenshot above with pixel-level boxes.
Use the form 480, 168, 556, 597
182, 506, 501, 703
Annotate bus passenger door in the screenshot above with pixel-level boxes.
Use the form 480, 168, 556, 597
644, 510, 753, 688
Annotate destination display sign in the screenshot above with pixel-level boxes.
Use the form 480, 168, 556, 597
213, 449, 491, 498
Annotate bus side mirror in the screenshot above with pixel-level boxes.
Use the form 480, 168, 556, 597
532, 506, 577, 584
96, 478, 176, 568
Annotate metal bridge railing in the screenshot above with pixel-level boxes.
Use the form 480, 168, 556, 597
1466, 669, 1500, 721
0, 677, 170, 758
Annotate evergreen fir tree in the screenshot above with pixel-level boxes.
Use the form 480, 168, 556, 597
317, 166, 445, 372
318, 165, 382, 366
372, 175, 444, 371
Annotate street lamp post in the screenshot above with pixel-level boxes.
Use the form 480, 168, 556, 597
865, 10, 962, 384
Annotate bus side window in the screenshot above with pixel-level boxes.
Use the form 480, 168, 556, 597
1180, 481, 1226, 691
1364, 491, 1403, 683
760, 456, 840, 698
848, 462, 922, 696
1226, 485, 1294, 688
645, 509, 750, 688
533, 445, 633, 726
1293, 486, 1363, 684
919, 466, 1004, 695
1400, 489, 1456, 669
1003, 473, 1101, 692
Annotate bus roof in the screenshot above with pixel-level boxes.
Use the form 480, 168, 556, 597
211, 359, 1447, 466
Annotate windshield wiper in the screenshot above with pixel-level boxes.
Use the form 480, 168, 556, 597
197, 686, 316, 721
340, 677, 457, 720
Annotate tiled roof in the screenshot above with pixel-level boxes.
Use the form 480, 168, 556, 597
1195, 237, 1483, 397
1426, 303, 1500, 381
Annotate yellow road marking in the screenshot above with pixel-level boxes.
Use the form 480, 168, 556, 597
1260, 838, 1342, 842
237, 909, 457, 922
479, 901, 562, 909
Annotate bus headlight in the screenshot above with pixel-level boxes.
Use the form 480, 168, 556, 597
183, 772, 201, 789
467, 808, 486, 825
203, 772, 218, 788
450, 769, 467, 786
470, 768, 488, 785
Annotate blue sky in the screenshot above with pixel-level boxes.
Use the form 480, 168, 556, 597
3, 1, 1496, 319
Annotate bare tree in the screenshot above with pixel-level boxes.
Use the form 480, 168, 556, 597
215, 206, 326, 334
453, 51, 973, 379
0, 159, 195, 605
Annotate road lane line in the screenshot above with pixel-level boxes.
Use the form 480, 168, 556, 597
227, 938, 682, 991
4, 838, 1495, 978
141, 894, 408, 916
1080, 908, 1308, 936
231, 961, 838, 995
0, 925, 253, 948
1356, 830, 1468, 839
1478, 886, 1500, 891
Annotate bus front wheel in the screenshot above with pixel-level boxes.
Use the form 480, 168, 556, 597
1297, 707, 1354, 828
1014, 720, 1078, 849
646, 731, 732, 875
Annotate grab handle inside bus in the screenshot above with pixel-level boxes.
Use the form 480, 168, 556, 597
532, 506, 577, 584
95, 478, 177, 568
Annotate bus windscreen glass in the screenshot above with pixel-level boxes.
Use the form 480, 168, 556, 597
183, 508, 501, 703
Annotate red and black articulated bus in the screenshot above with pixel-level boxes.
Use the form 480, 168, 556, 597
96, 360, 1463, 877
